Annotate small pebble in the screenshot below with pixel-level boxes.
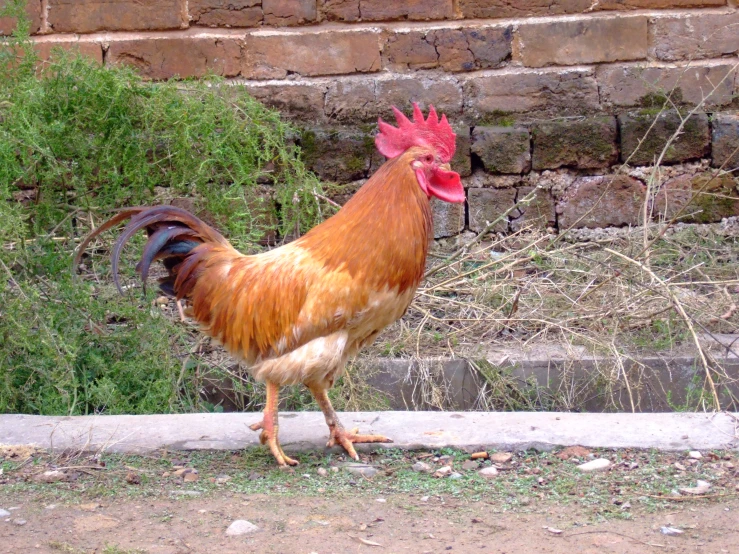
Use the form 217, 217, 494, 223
661, 526, 684, 536
434, 466, 453, 478
317, 468, 328, 477
0, 509, 10, 518
689, 451, 703, 460
412, 462, 432, 473
13, 519, 27, 526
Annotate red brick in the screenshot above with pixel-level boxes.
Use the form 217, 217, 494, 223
376, 76, 463, 121
619, 111, 710, 165
598, 0, 725, 6
468, 187, 516, 233
459, 0, 590, 19
653, 173, 739, 223
244, 82, 328, 122
189, 0, 262, 27
557, 175, 647, 229
464, 68, 600, 120
383, 27, 512, 72
471, 126, 531, 174
320, 0, 452, 22
597, 63, 737, 109
0, 0, 41, 35
300, 126, 376, 183
107, 38, 241, 79
48, 0, 185, 33
596, 0, 726, 6
516, 16, 648, 68
532, 117, 618, 170
263, 0, 316, 26
712, 114, 739, 170
510, 186, 556, 232
451, 124, 472, 178
382, 32, 438, 71
650, 11, 739, 62
458, 0, 723, 18
35, 40, 104, 65
325, 79, 377, 123
432, 199, 465, 239
243, 30, 381, 79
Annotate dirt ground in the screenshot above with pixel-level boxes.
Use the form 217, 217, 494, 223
2, 445, 738, 554
1, 493, 738, 554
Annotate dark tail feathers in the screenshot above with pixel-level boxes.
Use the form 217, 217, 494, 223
74, 206, 229, 297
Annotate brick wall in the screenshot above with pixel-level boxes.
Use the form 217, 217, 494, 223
7, 0, 739, 234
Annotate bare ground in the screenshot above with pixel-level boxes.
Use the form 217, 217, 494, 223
1, 492, 738, 554
1, 446, 738, 554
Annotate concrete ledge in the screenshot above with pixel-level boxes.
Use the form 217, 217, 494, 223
1, 412, 737, 454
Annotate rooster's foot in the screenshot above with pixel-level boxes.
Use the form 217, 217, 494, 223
327, 426, 393, 461
249, 420, 299, 467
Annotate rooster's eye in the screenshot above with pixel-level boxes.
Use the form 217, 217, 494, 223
424, 155, 433, 163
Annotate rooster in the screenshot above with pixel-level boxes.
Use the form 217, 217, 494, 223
75, 104, 464, 466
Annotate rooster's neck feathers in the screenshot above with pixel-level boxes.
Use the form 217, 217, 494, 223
298, 150, 433, 294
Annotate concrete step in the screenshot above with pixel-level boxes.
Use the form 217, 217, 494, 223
1, 412, 737, 455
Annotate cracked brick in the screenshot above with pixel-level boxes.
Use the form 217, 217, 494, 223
510, 186, 556, 232
189, 0, 262, 27
383, 26, 511, 72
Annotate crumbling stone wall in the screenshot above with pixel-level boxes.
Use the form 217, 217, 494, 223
5, 0, 739, 235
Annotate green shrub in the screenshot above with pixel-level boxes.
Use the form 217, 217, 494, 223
0, 1, 332, 415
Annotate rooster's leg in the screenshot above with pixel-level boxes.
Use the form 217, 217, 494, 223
249, 380, 298, 467
308, 384, 392, 461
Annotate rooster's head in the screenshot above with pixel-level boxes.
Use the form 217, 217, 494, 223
375, 103, 464, 204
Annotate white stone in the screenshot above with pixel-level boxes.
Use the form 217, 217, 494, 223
0, 509, 10, 518
688, 451, 703, 459
577, 458, 612, 472
478, 466, 499, 479
226, 520, 258, 536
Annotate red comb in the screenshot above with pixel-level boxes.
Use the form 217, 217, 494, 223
375, 103, 456, 163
